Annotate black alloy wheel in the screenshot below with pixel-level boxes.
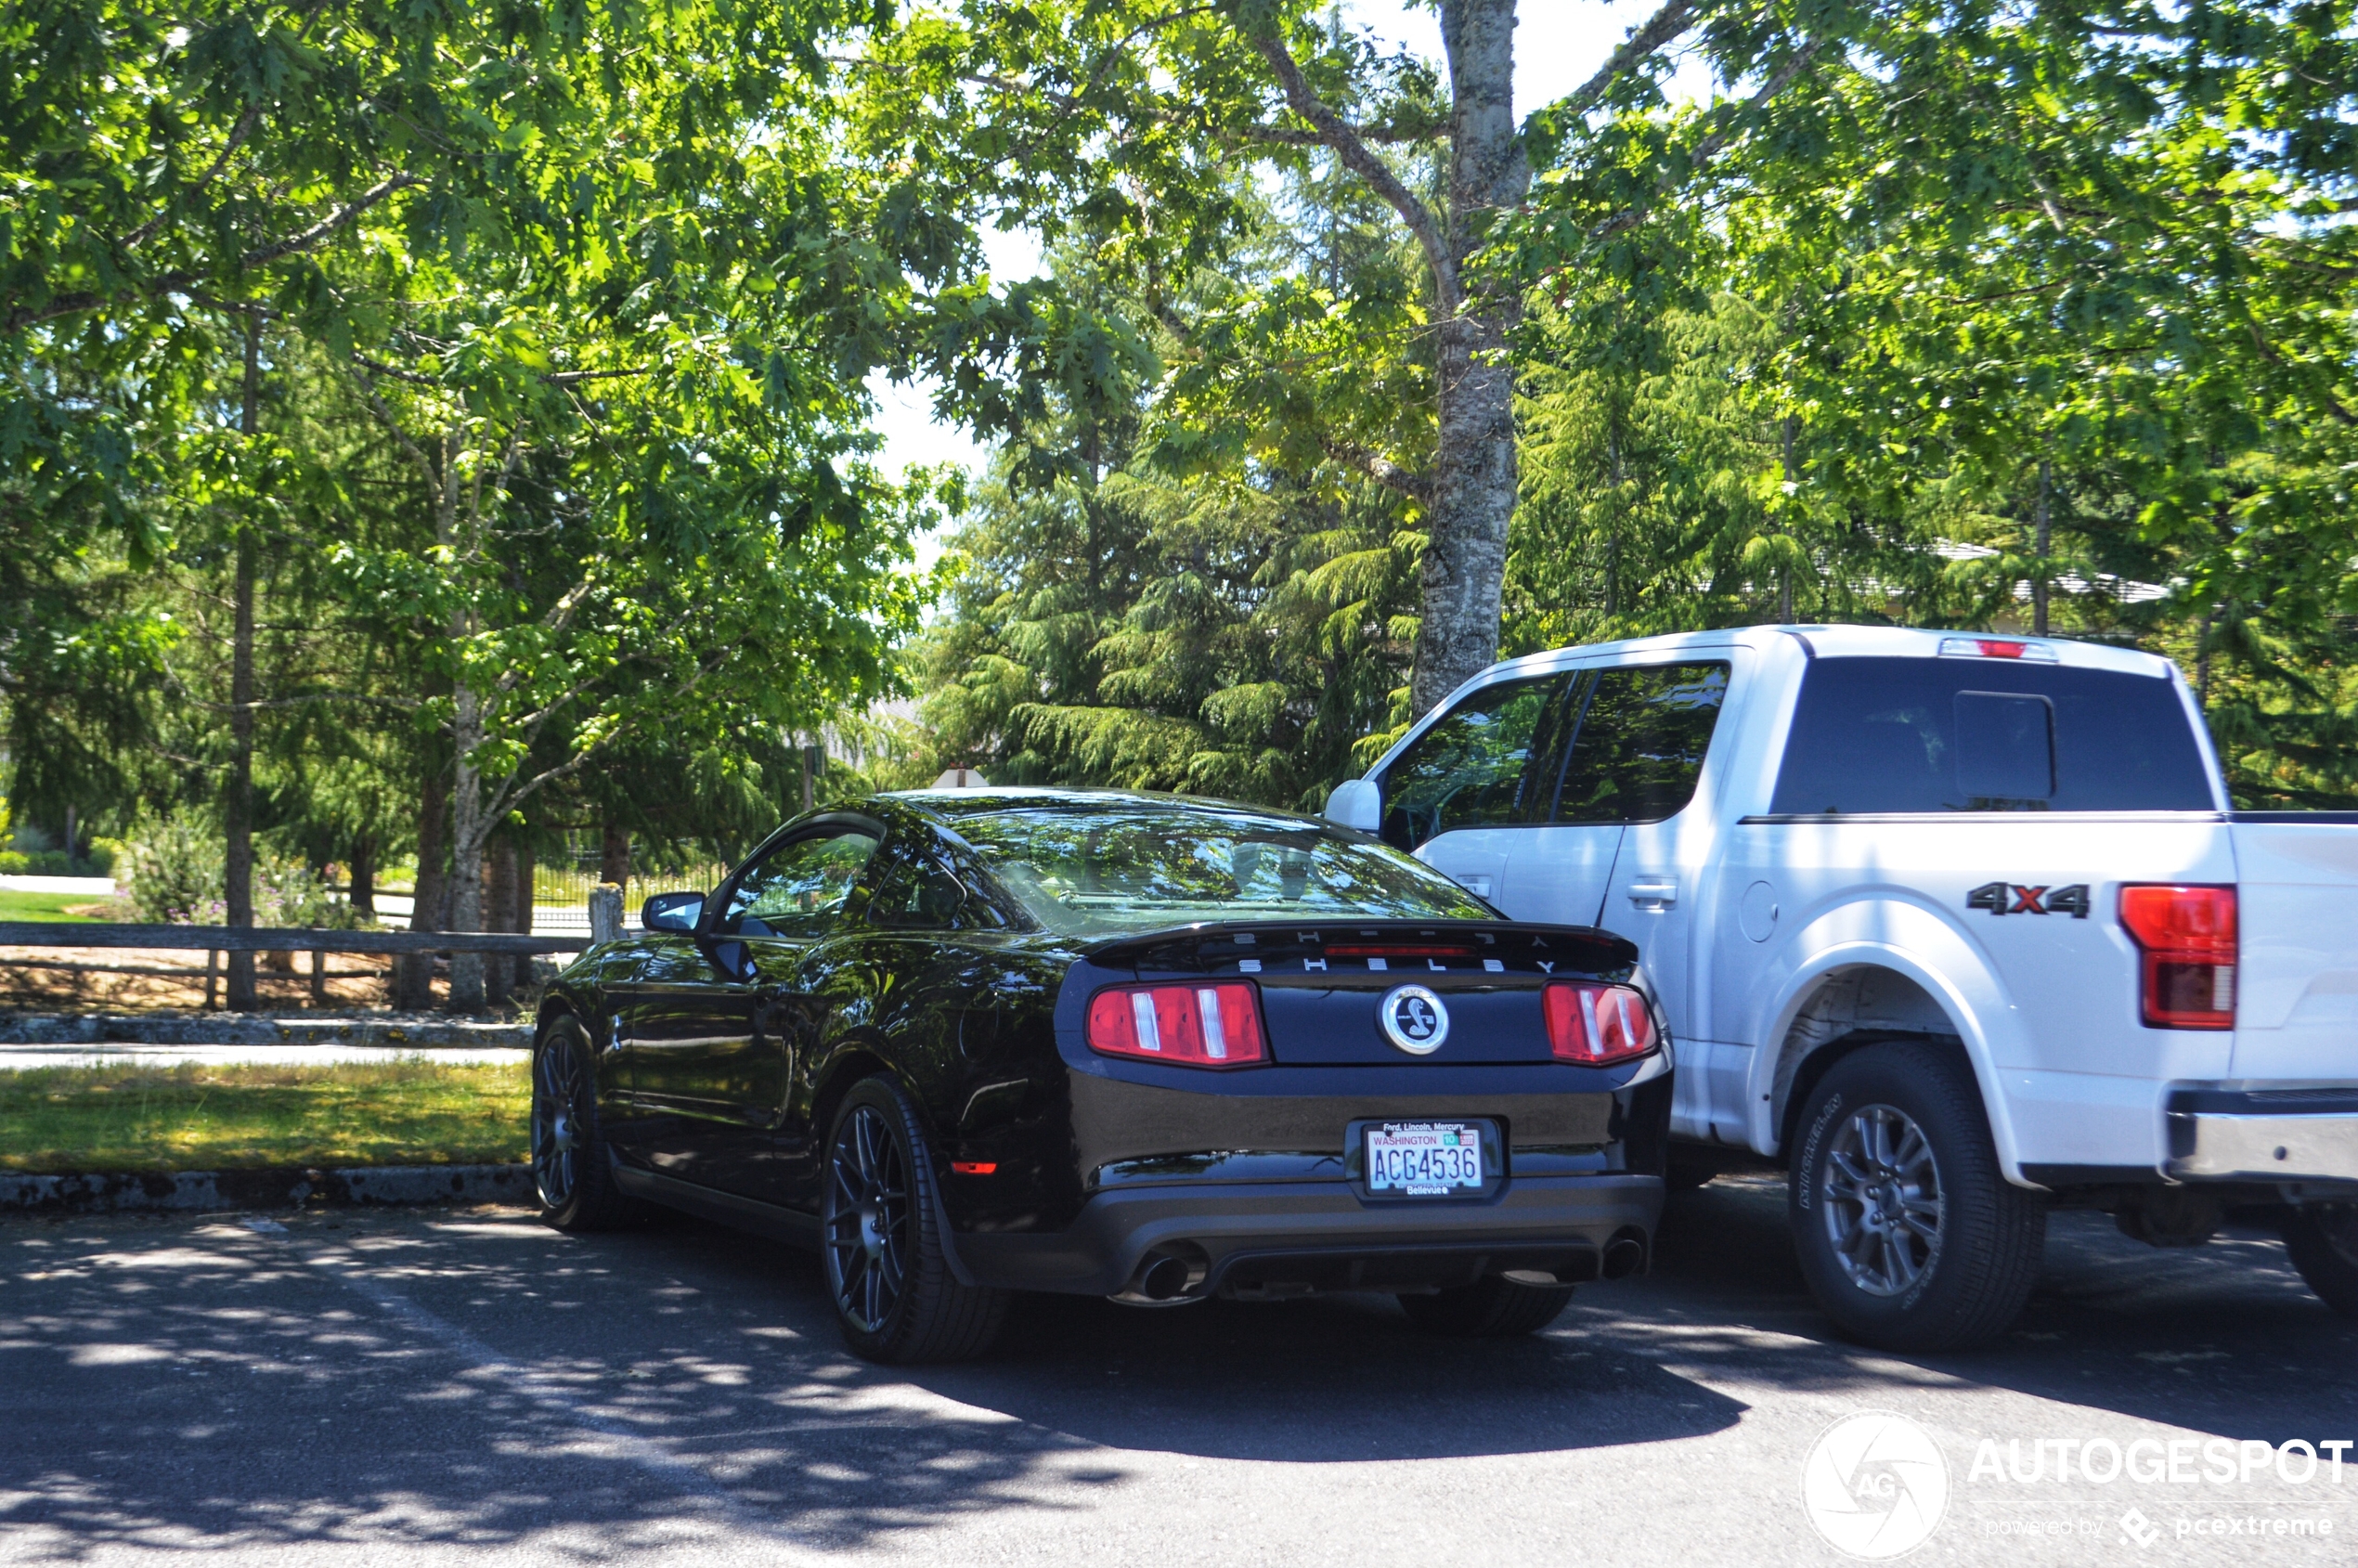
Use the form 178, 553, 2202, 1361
1789, 1042, 2045, 1353
822, 1078, 1008, 1363
2283, 1203, 2358, 1317
532, 1016, 635, 1232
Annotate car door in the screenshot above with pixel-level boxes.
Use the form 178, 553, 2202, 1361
630, 823, 880, 1199
1375, 670, 1592, 914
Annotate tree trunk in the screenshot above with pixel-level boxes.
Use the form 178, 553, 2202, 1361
601, 820, 631, 888
1411, 0, 1527, 716
224, 310, 263, 1010
395, 771, 448, 1009
484, 833, 517, 1009
446, 683, 487, 1011
349, 832, 375, 918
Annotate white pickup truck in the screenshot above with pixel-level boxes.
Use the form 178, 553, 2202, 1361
1326, 624, 2358, 1351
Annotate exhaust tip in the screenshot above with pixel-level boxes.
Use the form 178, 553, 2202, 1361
1601, 1234, 1648, 1280
1111, 1243, 1211, 1306
1139, 1254, 1192, 1301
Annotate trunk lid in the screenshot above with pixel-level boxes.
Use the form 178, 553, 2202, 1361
1082, 919, 1637, 1067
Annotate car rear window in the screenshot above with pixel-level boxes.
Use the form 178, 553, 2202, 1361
949, 804, 1493, 935
1768, 656, 2215, 814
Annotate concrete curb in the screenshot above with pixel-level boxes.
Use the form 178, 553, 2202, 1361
0, 1013, 532, 1048
0, 1163, 536, 1213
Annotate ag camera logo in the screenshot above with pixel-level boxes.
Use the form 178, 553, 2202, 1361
1802, 1410, 1950, 1559
1379, 984, 1449, 1055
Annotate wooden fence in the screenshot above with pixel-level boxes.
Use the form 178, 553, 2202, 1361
0, 922, 592, 1009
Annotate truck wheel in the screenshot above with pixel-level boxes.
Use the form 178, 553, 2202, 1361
2282, 1204, 2358, 1317
1789, 1043, 2045, 1353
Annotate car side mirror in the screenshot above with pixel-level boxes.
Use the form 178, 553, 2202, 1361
641, 891, 705, 934
1326, 778, 1381, 833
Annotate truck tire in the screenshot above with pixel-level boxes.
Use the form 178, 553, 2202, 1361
1789, 1043, 2045, 1353
2282, 1204, 2358, 1317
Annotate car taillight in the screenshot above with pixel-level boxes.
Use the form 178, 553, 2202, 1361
2118, 885, 2236, 1030
1542, 981, 1660, 1066
1085, 982, 1267, 1068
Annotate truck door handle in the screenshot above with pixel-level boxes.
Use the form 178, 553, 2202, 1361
1627, 878, 1678, 909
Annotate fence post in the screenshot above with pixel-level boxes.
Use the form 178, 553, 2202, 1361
310, 950, 327, 1004
204, 951, 219, 1010
588, 883, 624, 944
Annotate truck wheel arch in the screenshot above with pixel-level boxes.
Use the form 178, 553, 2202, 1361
1748, 935, 2029, 1183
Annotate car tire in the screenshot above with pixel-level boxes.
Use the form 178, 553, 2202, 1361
532, 1014, 640, 1233
1397, 1276, 1575, 1337
2282, 1204, 2358, 1317
823, 1077, 1009, 1364
1789, 1042, 2045, 1353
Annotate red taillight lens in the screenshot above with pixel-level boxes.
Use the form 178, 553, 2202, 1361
1085, 982, 1267, 1068
2118, 885, 2236, 1030
1542, 981, 1660, 1066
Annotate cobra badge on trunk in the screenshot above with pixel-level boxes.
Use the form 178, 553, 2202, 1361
1380, 984, 1450, 1055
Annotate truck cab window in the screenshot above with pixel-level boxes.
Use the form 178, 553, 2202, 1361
1555, 663, 1731, 824
1377, 675, 1576, 850
1769, 657, 2213, 814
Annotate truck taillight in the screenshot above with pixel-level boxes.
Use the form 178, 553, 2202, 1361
1543, 981, 1660, 1066
1085, 982, 1267, 1068
2118, 885, 2236, 1030
1937, 636, 2059, 662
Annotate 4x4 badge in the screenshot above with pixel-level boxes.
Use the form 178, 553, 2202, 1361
1967, 882, 2091, 918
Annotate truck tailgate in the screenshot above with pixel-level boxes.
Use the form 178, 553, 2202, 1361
2230, 816, 2358, 1081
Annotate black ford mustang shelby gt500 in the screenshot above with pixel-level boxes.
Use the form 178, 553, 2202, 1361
530, 789, 1669, 1361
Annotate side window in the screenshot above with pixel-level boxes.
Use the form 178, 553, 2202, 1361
866, 848, 1004, 930
719, 829, 880, 939
1377, 674, 1577, 850
1556, 663, 1730, 824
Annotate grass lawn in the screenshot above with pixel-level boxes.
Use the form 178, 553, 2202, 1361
0, 890, 107, 923
0, 1061, 530, 1173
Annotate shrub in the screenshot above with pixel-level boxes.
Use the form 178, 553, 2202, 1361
122, 817, 224, 924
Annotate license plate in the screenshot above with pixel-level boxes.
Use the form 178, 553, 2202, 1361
1365, 1121, 1484, 1196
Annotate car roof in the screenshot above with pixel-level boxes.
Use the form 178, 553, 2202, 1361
883, 786, 1334, 830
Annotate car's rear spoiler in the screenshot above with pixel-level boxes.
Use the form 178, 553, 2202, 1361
1080, 918, 1638, 972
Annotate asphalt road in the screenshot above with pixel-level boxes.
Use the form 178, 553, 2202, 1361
3, 1175, 2353, 1568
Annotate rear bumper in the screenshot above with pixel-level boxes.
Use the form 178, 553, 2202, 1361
2165, 1088, 2358, 1184
952, 1173, 1664, 1300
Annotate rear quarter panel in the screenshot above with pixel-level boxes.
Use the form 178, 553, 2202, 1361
1720, 815, 2238, 1173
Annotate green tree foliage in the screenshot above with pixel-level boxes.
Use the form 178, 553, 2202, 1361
1510, 0, 2358, 804
4, 0, 962, 1002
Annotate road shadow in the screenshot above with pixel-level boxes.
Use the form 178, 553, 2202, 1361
908, 1285, 1747, 1461
0, 1203, 1743, 1562
1597, 1173, 2358, 1440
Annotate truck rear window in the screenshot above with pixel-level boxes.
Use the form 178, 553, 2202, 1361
1768, 657, 2215, 814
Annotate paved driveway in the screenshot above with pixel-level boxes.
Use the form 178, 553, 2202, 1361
2, 1176, 2352, 1567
